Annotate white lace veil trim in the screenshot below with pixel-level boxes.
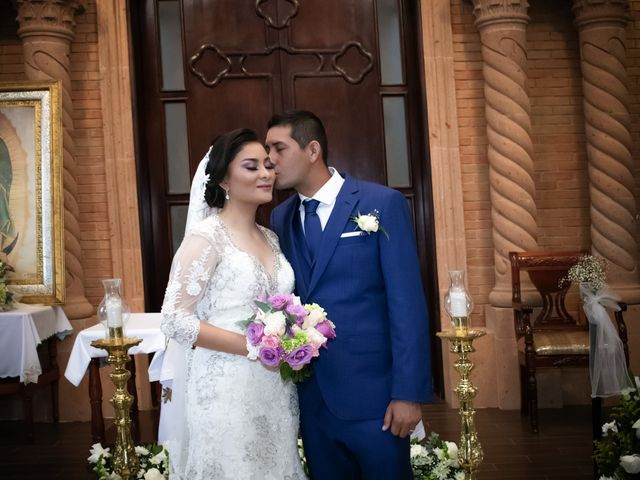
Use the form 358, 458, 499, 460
164, 147, 218, 478
185, 146, 218, 234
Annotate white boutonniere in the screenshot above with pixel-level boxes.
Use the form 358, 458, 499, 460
351, 210, 389, 238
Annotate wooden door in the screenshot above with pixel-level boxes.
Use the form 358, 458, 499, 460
130, 0, 442, 395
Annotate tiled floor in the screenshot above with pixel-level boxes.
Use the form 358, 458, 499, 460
0, 403, 595, 479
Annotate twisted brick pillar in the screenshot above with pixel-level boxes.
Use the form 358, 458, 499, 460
472, 0, 538, 307
572, 0, 640, 302
16, 0, 93, 319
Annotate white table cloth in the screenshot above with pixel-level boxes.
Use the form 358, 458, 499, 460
64, 312, 165, 387
0, 303, 73, 384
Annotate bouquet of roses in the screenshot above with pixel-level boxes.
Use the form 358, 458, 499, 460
240, 293, 336, 382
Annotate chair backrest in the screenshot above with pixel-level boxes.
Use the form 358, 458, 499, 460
509, 250, 588, 329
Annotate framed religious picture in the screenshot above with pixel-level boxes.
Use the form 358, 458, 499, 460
0, 81, 65, 304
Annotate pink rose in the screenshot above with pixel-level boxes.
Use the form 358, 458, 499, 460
261, 335, 281, 349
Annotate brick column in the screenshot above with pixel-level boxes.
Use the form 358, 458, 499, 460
573, 0, 640, 302
16, 0, 94, 319
472, 0, 538, 307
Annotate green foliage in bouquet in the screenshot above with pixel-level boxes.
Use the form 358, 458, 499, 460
411, 432, 465, 480
87, 442, 169, 480
594, 375, 640, 479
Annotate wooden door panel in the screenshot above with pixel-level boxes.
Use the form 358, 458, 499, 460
186, 79, 276, 162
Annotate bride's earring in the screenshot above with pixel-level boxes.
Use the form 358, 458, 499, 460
224, 189, 230, 201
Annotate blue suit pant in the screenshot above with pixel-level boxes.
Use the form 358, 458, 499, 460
299, 374, 412, 480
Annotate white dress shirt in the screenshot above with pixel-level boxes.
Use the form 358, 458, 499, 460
298, 167, 345, 232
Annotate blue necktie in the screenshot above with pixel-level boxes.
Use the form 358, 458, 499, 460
303, 199, 322, 259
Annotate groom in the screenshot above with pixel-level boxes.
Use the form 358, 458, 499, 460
267, 111, 432, 479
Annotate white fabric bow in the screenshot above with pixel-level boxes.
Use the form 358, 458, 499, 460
580, 284, 632, 398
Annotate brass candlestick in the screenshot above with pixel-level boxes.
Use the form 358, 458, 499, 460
91, 337, 141, 480
437, 328, 485, 480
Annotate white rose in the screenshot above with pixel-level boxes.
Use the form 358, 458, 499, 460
621, 387, 635, 400
602, 421, 618, 436
356, 214, 379, 233
455, 472, 466, 480
107, 473, 122, 480
303, 309, 325, 329
135, 446, 150, 456
149, 449, 167, 465
620, 454, 640, 474
599, 476, 614, 480
263, 311, 286, 336
306, 327, 327, 349
143, 468, 165, 480
445, 441, 459, 460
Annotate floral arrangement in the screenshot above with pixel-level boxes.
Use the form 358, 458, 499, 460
561, 254, 608, 293
241, 293, 336, 382
0, 260, 15, 311
411, 433, 465, 480
351, 210, 389, 238
594, 375, 640, 479
87, 442, 169, 480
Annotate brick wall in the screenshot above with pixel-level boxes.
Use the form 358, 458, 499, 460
451, 0, 640, 327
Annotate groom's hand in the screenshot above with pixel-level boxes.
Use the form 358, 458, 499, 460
382, 400, 422, 438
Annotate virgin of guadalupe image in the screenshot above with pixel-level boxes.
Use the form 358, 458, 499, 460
0, 137, 19, 257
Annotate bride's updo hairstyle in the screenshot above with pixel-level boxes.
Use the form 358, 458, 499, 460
204, 128, 259, 208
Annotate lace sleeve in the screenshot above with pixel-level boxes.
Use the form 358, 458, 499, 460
160, 233, 219, 347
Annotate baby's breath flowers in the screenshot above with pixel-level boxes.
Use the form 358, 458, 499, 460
561, 254, 608, 293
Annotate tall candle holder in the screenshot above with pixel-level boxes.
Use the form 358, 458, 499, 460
443, 270, 474, 336
437, 329, 485, 480
91, 336, 141, 480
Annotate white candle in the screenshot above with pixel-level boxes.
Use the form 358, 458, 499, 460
106, 298, 122, 328
450, 291, 467, 317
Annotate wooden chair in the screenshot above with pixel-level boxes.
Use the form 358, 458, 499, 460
509, 251, 629, 433
0, 337, 60, 441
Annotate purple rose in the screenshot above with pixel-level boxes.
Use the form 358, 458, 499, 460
315, 320, 336, 340
246, 322, 264, 346
285, 303, 308, 325
285, 345, 313, 370
258, 346, 282, 368
268, 294, 291, 310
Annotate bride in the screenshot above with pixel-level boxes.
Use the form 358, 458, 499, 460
160, 129, 306, 479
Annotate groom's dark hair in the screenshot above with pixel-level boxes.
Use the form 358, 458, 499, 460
205, 128, 259, 208
268, 110, 328, 165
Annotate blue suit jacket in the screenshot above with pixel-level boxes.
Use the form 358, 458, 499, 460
271, 176, 432, 421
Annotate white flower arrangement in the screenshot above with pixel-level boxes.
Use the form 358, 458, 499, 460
561, 254, 608, 293
88, 442, 169, 480
411, 433, 465, 480
594, 375, 640, 479
351, 210, 389, 238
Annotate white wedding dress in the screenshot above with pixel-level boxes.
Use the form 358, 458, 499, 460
161, 214, 306, 479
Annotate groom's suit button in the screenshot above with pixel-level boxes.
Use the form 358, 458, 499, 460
303, 199, 322, 259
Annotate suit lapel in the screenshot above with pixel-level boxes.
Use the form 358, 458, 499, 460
308, 177, 360, 295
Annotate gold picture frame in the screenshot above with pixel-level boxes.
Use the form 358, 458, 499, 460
0, 81, 64, 305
